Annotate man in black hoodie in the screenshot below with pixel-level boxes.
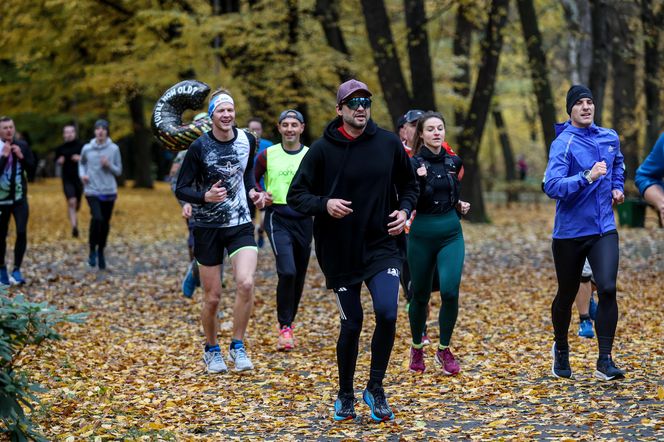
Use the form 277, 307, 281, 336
55, 123, 84, 238
288, 79, 418, 422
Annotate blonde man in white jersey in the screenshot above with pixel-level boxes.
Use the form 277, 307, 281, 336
176, 89, 268, 373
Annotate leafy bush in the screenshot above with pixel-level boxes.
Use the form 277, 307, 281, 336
1, 293, 85, 441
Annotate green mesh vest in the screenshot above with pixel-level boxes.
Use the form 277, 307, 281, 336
265, 143, 309, 204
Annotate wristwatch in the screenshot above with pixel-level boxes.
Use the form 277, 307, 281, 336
582, 169, 593, 184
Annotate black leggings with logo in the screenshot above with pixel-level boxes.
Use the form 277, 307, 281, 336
551, 231, 619, 356
332, 268, 400, 394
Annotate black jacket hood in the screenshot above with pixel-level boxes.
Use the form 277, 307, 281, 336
323, 117, 378, 145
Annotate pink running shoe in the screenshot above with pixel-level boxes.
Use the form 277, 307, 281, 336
409, 347, 425, 373
435, 348, 460, 375
422, 334, 431, 345
277, 326, 295, 351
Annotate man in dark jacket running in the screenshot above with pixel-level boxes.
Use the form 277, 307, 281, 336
0, 116, 35, 285
55, 123, 84, 238
288, 79, 418, 422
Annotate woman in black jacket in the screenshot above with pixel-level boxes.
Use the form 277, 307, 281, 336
407, 112, 470, 375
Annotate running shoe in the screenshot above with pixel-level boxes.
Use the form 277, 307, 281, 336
229, 345, 254, 371
10, 269, 25, 285
182, 262, 196, 299
363, 386, 395, 422
333, 391, 356, 421
578, 319, 594, 338
409, 347, 425, 373
0, 267, 9, 286
595, 355, 625, 381
203, 348, 228, 373
88, 251, 97, 267
551, 342, 572, 379
277, 326, 295, 351
97, 251, 106, 270
435, 348, 460, 375
589, 292, 598, 320
422, 333, 431, 346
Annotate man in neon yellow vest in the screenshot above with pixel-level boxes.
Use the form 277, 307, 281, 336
254, 109, 312, 351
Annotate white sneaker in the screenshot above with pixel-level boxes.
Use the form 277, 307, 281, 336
203, 349, 228, 373
229, 346, 254, 371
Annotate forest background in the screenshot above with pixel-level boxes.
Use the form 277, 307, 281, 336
1, 0, 663, 222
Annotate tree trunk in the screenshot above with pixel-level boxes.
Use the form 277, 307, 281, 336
360, 0, 412, 127
493, 108, 518, 203
314, 0, 354, 82
561, 0, 593, 85
516, 0, 556, 156
611, 7, 639, 180
284, 0, 312, 144
128, 93, 154, 188
453, 3, 473, 130
457, 0, 510, 223
493, 109, 516, 182
641, 0, 662, 150
404, 0, 435, 110
589, 0, 611, 125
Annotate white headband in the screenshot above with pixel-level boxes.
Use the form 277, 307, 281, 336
208, 93, 235, 116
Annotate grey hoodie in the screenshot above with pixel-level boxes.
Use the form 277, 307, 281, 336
79, 137, 122, 195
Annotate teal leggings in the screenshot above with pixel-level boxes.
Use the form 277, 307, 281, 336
407, 211, 465, 346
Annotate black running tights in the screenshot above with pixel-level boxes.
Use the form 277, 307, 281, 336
333, 269, 400, 394
86, 196, 115, 253
551, 232, 619, 356
0, 199, 29, 269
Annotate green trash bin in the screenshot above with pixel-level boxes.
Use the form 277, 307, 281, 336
616, 198, 647, 228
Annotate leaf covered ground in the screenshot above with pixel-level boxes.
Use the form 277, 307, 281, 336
8, 179, 664, 440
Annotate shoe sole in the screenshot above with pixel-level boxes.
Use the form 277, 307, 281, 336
277, 341, 294, 351
232, 365, 254, 372
551, 343, 573, 379
333, 414, 355, 422
594, 370, 625, 381
578, 333, 595, 339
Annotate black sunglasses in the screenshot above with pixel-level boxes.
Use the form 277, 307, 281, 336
344, 97, 372, 110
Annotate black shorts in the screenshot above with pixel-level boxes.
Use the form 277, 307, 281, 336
63, 179, 83, 200
193, 222, 257, 266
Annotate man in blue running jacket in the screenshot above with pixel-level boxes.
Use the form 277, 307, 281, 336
544, 85, 626, 382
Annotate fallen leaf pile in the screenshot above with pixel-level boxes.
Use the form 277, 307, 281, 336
5, 179, 663, 440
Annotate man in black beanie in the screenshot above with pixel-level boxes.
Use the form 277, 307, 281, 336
566, 85, 594, 116
543, 84, 626, 382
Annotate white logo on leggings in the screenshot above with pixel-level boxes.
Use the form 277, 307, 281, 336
387, 268, 400, 278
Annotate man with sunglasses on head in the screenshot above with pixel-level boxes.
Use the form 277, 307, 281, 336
288, 79, 418, 422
